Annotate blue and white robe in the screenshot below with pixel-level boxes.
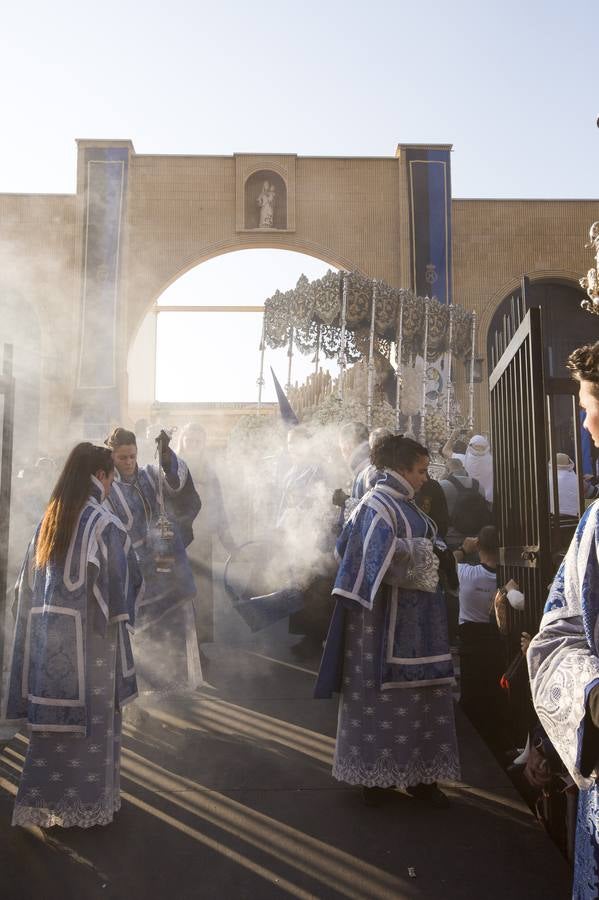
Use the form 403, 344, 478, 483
316, 469, 460, 788
106, 453, 202, 690
342, 464, 380, 523
106, 453, 199, 630
5, 478, 143, 827
351, 463, 379, 502
186, 460, 233, 645
328, 443, 370, 540
342, 443, 380, 523
349, 441, 374, 499
277, 461, 328, 529
528, 502, 599, 899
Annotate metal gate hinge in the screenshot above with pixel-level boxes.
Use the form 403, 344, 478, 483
499, 545, 540, 567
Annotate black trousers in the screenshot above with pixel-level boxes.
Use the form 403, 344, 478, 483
459, 621, 508, 750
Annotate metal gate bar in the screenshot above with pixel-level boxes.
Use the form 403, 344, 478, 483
0, 343, 15, 706
490, 308, 552, 657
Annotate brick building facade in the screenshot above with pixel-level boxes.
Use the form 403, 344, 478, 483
0, 139, 597, 455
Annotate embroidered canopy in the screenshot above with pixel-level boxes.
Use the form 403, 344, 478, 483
263, 270, 474, 362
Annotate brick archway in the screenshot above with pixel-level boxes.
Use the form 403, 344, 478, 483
125, 246, 351, 423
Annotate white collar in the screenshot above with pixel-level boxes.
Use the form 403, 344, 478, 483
90, 474, 105, 501
376, 468, 415, 500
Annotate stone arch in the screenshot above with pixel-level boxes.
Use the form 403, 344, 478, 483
484, 273, 587, 376
125, 243, 363, 419
474, 270, 587, 433
478, 268, 583, 358
127, 238, 363, 350
485, 275, 590, 463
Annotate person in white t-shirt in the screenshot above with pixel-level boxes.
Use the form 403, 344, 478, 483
453, 526, 507, 749
454, 531, 498, 625
548, 451, 580, 518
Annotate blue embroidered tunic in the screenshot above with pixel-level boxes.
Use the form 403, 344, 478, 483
316, 469, 460, 788
6, 479, 142, 731
5, 478, 143, 828
106, 452, 200, 629
528, 502, 599, 899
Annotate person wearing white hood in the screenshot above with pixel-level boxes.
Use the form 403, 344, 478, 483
549, 452, 580, 518
464, 435, 493, 504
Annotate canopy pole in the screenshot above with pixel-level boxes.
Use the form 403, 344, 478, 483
366, 280, 378, 429
420, 298, 430, 444
337, 273, 348, 401
286, 325, 294, 392
314, 323, 321, 375
395, 293, 405, 434
0, 343, 15, 705
256, 314, 266, 415
468, 312, 477, 430
445, 304, 454, 431
407, 353, 415, 437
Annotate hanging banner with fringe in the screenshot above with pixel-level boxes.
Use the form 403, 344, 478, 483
405, 146, 453, 306
72, 143, 131, 433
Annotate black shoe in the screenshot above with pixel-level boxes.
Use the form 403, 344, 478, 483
406, 782, 450, 809
361, 787, 386, 807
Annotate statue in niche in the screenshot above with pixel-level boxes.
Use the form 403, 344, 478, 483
257, 180, 276, 228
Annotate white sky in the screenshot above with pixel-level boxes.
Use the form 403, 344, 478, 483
3, 0, 599, 402
2, 0, 597, 198
153, 250, 338, 402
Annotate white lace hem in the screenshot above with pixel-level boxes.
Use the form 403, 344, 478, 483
12, 793, 121, 829
332, 751, 461, 788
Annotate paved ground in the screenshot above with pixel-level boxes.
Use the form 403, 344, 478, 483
0, 611, 572, 900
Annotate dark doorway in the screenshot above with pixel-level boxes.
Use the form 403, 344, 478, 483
487, 280, 591, 378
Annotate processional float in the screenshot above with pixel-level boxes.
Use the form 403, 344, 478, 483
228, 274, 477, 631
256, 269, 477, 448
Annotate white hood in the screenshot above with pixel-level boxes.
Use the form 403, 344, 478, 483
464, 436, 493, 502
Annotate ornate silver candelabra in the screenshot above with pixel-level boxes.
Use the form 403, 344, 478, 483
580, 222, 599, 314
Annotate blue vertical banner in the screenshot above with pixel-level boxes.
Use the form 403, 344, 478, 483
73, 145, 130, 434
405, 147, 452, 305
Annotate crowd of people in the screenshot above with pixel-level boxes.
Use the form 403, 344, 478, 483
2, 410, 504, 826
6, 339, 599, 900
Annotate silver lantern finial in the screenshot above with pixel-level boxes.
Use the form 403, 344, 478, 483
580, 221, 599, 315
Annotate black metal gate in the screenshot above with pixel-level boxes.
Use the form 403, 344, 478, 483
0, 344, 15, 707
490, 298, 586, 740
490, 301, 586, 650
490, 307, 554, 655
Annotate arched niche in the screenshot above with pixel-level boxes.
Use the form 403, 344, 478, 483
244, 170, 288, 230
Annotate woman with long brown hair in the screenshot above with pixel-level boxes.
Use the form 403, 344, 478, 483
5, 442, 143, 828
